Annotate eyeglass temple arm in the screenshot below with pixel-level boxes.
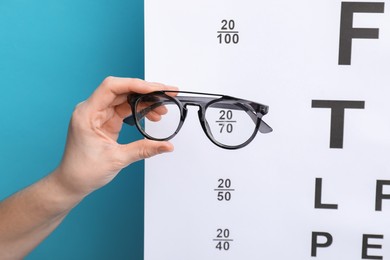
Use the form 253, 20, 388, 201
232, 102, 273, 134
123, 101, 166, 126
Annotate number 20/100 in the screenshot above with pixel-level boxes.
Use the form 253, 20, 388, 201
217, 33, 239, 44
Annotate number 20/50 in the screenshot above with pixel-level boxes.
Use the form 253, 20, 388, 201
217, 191, 231, 201
217, 179, 232, 201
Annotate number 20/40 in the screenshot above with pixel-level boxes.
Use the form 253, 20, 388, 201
216, 228, 231, 251
216, 241, 230, 251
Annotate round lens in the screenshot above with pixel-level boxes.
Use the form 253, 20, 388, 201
204, 101, 258, 147
135, 94, 182, 140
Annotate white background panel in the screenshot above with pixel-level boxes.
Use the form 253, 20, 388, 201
144, 0, 390, 259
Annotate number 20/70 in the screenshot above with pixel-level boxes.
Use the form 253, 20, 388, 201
219, 110, 234, 133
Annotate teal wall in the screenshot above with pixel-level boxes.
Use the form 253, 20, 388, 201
0, 1, 145, 259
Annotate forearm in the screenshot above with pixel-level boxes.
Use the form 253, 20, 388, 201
0, 77, 174, 259
0, 170, 85, 259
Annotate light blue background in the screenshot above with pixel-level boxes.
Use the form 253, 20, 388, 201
0, 1, 145, 259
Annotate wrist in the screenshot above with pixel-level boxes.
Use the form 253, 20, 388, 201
44, 169, 88, 214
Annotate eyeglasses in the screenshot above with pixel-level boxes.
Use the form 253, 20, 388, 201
123, 90, 272, 149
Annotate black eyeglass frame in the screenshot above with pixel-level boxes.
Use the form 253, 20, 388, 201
123, 90, 272, 149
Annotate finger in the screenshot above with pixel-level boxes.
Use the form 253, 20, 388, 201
145, 111, 162, 122
153, 105, 168, 115
148, 82, 179, 92
115, 102, 132, 119
101, 113, 124, 139
143, 105, 168, 121
88, 77, 178, 111
164, 91, 179, 97
110, 94, 128, 107
118, 139, 174, 165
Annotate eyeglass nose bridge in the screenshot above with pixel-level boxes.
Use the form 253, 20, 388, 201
180, 102, 209, 134
181, 102, 207, 117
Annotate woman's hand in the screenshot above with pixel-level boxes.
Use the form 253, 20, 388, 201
54, 77, 177, 197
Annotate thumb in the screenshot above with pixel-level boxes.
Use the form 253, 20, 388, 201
119, 139, 174, 165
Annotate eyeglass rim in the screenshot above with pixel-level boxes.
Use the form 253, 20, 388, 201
132, 92, 185, 141
125, 90, 272, 149
200, 97, 263, 149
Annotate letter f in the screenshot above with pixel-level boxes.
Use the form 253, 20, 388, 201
339, 2, 385, 65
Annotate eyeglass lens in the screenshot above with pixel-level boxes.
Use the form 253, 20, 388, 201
135, 94, 181, 140
205, 102, 258, 147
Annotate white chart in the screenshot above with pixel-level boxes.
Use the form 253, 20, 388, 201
144, 1, 390, 259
